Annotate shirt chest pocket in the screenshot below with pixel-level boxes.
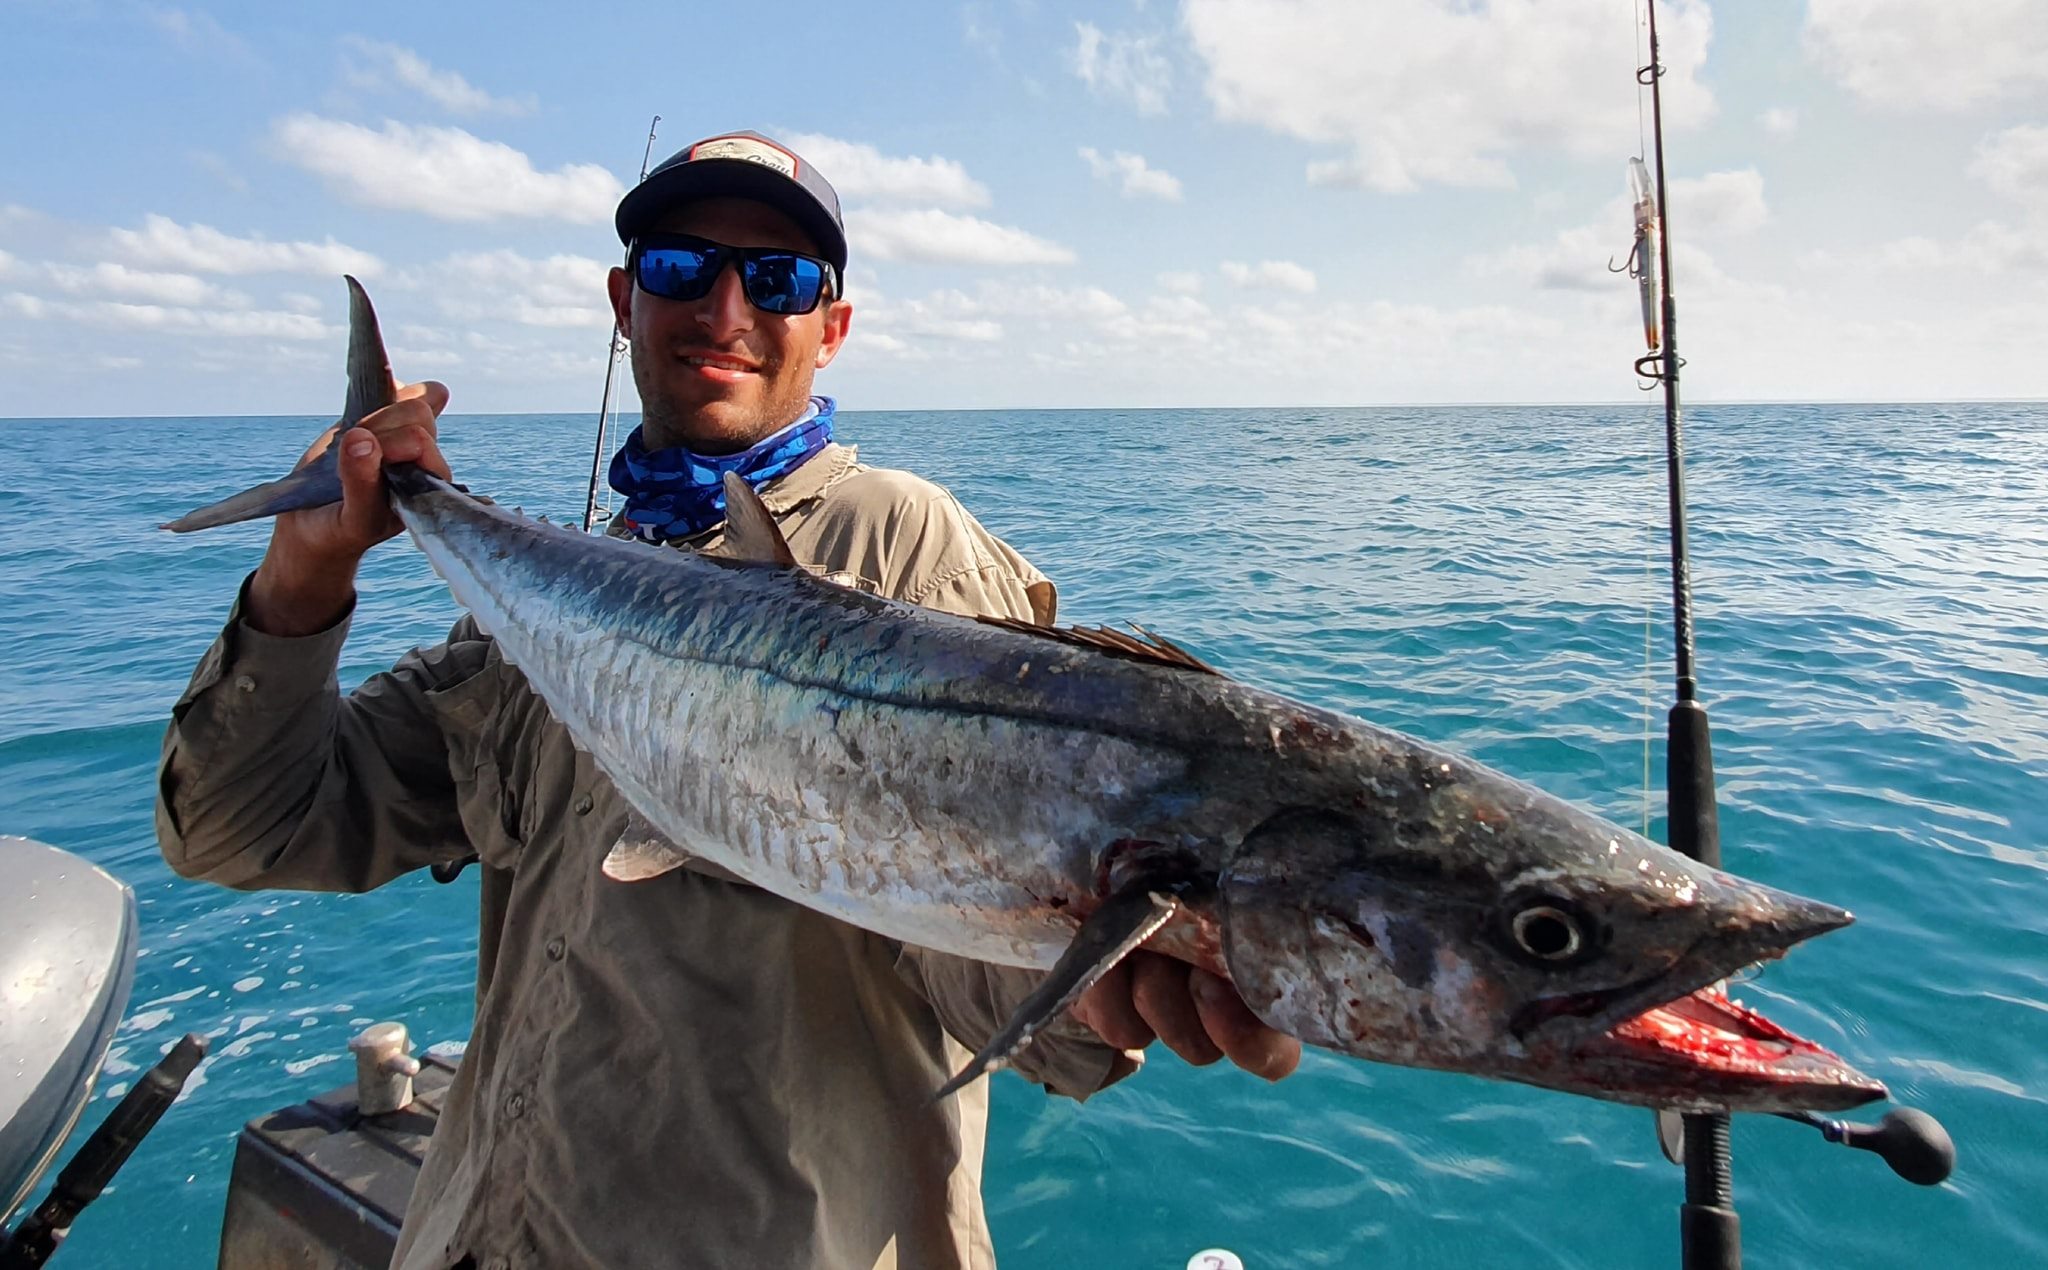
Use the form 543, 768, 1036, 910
424, 660, 528, 871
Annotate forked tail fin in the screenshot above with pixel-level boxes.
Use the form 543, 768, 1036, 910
161, 276, 399, 533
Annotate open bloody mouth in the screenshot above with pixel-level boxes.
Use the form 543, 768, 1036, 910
1577, 984, 1888, 1113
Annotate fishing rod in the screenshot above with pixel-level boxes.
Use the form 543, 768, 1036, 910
1624, 5, 1951, 1266
583, 114, 663, 533
1627, 3, 1743, 1261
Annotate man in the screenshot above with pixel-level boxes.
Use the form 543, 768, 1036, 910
157, 131, 1297, 1270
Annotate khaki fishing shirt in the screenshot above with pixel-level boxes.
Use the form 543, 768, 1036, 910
156, 443, 1130, 1270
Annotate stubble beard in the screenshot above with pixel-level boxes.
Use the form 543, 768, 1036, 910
632, 346, 813, 456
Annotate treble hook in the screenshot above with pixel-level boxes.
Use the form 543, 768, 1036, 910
1608, 235, 1646, 277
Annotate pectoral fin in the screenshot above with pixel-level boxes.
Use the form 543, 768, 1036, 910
601, 809, 694, 882
934, 882, 1180, 1099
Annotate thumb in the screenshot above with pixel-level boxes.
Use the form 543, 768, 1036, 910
336, 426, 397, 546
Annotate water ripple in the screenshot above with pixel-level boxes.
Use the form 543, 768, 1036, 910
2, 403, 2043, 1266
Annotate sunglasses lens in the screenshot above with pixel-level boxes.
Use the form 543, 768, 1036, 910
636, 244, 718, 301
634, 237, 830, 314
743, 254, 828, 315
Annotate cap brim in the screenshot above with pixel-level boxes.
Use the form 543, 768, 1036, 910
615, 159, 847, 272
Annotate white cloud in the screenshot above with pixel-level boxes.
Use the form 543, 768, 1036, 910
779, 133, 990, 209
850, 274, 1572, 405
1759, 107, 1798, 137
857, 331, 920, 359
1467, 169, 1767, 294
0, 249, 16, 280
855, 283, 1134, 359
146, 7, 255, 61
22, 296, 332, 340
1806, 0, 2048, 112
423, 250, 614, 328
190, 149, 250, 193
1803, 222, 2048, 276
341, 37, 536, 116
108, 214, 383, 278
1078, 147, 1184, 201
45, 262, 249, 308
1221, 259, 1317, 293
4, 292, 44, 318
1787, 133, 2048, 281
975, 284, 1130, 323
1467, 222, 1619, 293
103, 303, 331, 339
1184, 0, 1712, 193
962, 3, 1000, 55
1970, 125, 2048, 208
938, 319, 1003, 342
272, 115, 623, 223
847, 208, 1074, 265
1675, 169, 1769, 235
1071, 22, 1172, 116
1158, 270, 1204, 295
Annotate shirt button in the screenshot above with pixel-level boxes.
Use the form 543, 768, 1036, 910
233, 674, 257, 693
504, 1090, 527, 1119
572, 793, 594, 816
545, 936, 566, 961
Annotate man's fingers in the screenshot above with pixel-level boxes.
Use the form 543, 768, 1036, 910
358, 387, 453, 480
1130, 955, 1224, 1068
1189, 968, 1302, 1082
397, 379, 450, 416
1071, 959, 1154, 1051
1073, 955, 1303, 1082
373, 424, 453, 480
336, 427, 398, 545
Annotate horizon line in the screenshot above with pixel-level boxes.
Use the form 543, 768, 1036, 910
5, 396, 2047, 422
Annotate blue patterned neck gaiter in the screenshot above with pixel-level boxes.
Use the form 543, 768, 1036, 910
607, 397, 836, 542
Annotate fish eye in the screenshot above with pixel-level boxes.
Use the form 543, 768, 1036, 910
1511, 904, 1584, 962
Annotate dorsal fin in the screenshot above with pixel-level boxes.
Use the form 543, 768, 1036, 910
718, 471, 800, 568
974, 616, 1223, 676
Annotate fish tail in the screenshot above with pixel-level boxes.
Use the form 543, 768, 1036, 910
160, 275, 398, 534
160, 450, 346, 532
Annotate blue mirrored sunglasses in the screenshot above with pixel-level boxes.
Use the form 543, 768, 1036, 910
629, 233, 838, 316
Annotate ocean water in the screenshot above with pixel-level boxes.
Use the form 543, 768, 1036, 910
1, 402, 2043, 1268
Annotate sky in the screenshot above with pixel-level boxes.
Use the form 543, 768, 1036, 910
2, 0, 2045, 416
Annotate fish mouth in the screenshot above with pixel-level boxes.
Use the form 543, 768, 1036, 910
1571, 983, 1888, 1113
1511, 885, 1885, 1112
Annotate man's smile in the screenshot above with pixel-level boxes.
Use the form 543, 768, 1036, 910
677, 349, 762, 383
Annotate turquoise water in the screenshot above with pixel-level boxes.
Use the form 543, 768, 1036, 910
2, 403, 2043, 1267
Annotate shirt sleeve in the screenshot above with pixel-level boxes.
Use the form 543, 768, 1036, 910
155, 574, 487, 893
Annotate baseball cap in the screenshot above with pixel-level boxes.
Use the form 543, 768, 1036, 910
614, 130, 847, 272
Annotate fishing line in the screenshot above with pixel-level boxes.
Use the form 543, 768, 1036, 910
1634, 0, 1650, 166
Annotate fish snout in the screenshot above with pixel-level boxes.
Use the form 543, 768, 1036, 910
1691, 870, 1855, 974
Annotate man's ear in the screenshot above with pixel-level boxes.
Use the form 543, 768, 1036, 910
814, 298, 853, 369
606, 266, 633, 336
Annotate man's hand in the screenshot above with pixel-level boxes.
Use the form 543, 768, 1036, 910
247, 381, 452, 637
1071, 951, 1302, 1082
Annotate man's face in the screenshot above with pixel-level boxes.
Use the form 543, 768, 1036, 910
607, 197, 852, 454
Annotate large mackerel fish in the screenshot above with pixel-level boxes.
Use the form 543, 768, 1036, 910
167, 278, 1887, 1114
